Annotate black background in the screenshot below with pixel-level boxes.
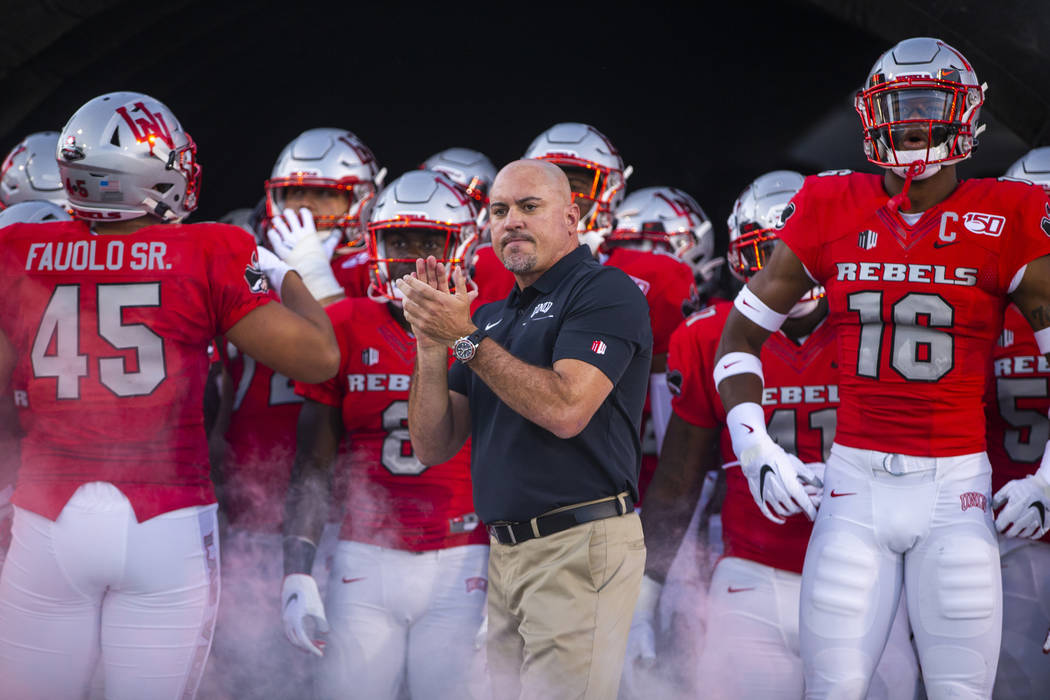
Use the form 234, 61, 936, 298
1, 0, 1047, 254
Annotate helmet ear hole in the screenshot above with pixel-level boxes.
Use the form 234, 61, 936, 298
153, 183, 173, 194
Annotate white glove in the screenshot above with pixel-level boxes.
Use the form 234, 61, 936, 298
268, 208, 344, 301
255, 246, 291, 296
1043, 626, 1050, 655
281, 574, 329, 657
728, 403, 819, 524
992, 472, 1050, 539
802, 462, 827, 511
474, 614, 488, 651
625, 575, 662, 668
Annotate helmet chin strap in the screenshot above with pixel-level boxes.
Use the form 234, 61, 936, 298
886, 160, 928, 214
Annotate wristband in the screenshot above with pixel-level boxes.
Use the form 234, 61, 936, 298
726, 401, 769, 456
713, 351, 764, 388
734, 285, 787, 332
1035, 326, 1050, 355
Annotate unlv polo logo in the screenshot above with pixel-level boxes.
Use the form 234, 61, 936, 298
962, 212, 1005, 236
959, 492, 987, 512
116, 102, 175, 149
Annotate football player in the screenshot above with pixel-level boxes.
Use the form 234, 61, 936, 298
524, 122, 630, 256
714, 38, 1050, 699
0, 200, 73, 572
630, 171, 919, 698
421, 147, 515, 308
281, 170, 489, 700
986, 147, 1050, 700
0, 92, 339, 700
0, 131, 66, 209
265, 127, 386, 300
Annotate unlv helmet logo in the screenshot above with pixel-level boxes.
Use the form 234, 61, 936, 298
244, 252, 269, 294
116, 102, 175, 150
775, 201, 796, 230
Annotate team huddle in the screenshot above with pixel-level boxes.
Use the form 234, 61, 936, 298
0, 35, 1049, 700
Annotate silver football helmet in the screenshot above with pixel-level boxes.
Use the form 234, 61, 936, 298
727, 170, 822, 317
0, 131, 65, 208
609, 186, 717, 280
420, 147, 497, 211
855, 37, 985, 178
524, 122, 629, 252
265, 128, 385, 247
57, 92, 200, 222
1004, 147, 1050, 194
366, 170, 479, 302
0, 199, 73, 227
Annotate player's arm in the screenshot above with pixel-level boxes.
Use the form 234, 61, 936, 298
642, 414, 720, 583
281, 397, 343, 657
226, 272, 340, 385
714, 243, 821, 523
997, 253, 1050, 538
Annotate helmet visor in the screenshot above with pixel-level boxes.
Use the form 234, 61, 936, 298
728, 226, 777, 281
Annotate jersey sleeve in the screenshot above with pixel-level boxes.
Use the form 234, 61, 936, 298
773, 176, 826, 283
649, 263, 693, 357
552, 267, 653, 384
1001, 184, 1050, 290
295, 300, 350, 407
667, 309, 723, 428
206, 226, 272, 334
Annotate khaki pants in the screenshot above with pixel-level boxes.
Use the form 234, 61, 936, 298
486, 511, 645, 700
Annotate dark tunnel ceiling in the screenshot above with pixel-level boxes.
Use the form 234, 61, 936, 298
0, 0, 1047, 238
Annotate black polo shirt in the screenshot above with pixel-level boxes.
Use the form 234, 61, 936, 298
448, 244, 652, 523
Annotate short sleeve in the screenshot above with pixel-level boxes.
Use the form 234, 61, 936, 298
294, 301, 349, 407
1000, 185, 1050, 289
553, 267, 652, 384
667, 310, 723, 428
206, 226, 272, 334
774, 176, 826, 283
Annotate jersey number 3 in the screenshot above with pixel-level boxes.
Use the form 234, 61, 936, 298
31, 283, 166, 399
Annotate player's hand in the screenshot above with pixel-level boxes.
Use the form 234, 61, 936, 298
255, 246, 291, 295
625, 575, 662, 669
802, 462, 826, 511
740, 436, 818, 524
281, 574, 329, 657
992, 473, 1050, 539
268, 208, 343, 301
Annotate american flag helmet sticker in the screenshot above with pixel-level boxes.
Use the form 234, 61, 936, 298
591, 340, 607, 355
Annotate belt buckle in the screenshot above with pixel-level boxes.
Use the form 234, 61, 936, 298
489, 523, 517, 545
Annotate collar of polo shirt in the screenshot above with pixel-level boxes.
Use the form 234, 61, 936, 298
509, 245, 592, 309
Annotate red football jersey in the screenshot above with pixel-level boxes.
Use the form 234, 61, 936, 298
296, 298, 486, 551
0, 220, 271, 521
471, 243, 516, 309
331, 248, 371, 298
668, 300, 838, 573
604, 246, 695, 501
219, 335, 303, 533
779, 173, 1050, 457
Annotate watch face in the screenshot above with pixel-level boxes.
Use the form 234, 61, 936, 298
453, 338, 476, 362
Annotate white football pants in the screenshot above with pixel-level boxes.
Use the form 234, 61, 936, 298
800, 444, 1001, 700
993, 537, 1050, 700
317, 540, 489, 700
0, 482, 219, 700
697, 556, 919, 699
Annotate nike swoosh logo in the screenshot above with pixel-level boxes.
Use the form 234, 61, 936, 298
741, 299, 758, 310
342, 577, 365, 584
829, 490, 857, 498
759, 465, 774, 495
932, 239, 956, 248
284, 593, 298, 610
1030, 502, 1046, 529
722, 360, 741, 369
727, 586, 755, 594
742, 423, 755, 434
484, 318, 503, 331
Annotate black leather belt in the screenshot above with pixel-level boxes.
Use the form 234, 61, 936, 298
486, 493, 633, 546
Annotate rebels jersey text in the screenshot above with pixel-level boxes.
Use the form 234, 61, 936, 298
296, 299, 486, 551
669, 300, 838, 573
0, 220, 271, 521
779, 173, 1050, 456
